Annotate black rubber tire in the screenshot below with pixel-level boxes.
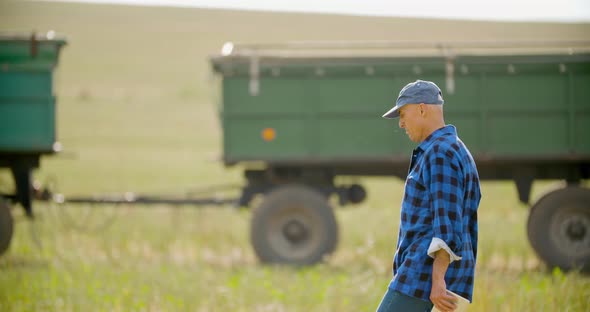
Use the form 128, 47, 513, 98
0, 199, 14, 256
527, 186, 590, 273
250, 185, 338, 265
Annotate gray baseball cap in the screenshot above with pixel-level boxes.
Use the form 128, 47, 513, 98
382, 80, 444, 119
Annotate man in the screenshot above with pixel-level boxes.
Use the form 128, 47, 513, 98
376, 80, 481, 312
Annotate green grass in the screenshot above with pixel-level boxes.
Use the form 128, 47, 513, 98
1, 1, 590, 311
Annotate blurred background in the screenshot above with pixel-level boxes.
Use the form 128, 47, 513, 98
0, 0, 589, 311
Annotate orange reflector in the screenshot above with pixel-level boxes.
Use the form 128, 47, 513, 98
261, 128, 276, 141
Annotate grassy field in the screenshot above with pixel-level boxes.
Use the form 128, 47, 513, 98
1, 1, 590, 311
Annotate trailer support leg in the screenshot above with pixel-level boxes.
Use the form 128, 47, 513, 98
515, 176, 533, 205
11, 164, 33, 218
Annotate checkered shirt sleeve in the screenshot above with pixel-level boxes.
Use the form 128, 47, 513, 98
425, 145, 464, 256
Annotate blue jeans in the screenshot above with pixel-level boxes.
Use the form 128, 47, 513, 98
376, 288, 434, 312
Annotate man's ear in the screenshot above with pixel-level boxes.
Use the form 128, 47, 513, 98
419, 103, 425, 116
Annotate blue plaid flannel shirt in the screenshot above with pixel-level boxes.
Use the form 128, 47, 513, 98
389, 125, 481, 302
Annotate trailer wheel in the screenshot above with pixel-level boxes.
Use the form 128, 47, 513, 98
251, 185, 338, 265
527, 186, 590, 272
0, 199, 14, 256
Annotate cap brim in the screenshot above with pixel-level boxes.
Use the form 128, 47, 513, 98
382, 105, 400, 119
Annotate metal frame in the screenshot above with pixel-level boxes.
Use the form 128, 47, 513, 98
218, 40, 590, 58
212, 40, 590, 96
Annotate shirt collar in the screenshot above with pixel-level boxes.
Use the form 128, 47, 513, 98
415, 124, 457, 153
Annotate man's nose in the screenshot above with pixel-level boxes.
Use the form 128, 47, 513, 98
399, 119, 404, 129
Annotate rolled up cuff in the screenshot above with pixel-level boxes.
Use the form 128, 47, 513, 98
427, 237, 462, 263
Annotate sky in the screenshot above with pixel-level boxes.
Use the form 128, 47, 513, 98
46, 0, 590, 23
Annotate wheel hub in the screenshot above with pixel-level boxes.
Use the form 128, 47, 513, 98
554, 212, 590, 257
562, 217, 588, 242
282, 219, 309, 244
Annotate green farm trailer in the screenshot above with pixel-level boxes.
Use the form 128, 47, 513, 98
211, 41, 590, 269
0, 33, 66, 254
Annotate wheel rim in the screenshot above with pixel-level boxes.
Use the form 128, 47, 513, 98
550, 206, 590, 259
267, 205, 322, 261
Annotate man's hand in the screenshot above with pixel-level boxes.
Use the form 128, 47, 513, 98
431, 249, 457, 311
430, 279, 457, 312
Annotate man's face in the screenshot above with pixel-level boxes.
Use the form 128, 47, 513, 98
398, 104, 425, 143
